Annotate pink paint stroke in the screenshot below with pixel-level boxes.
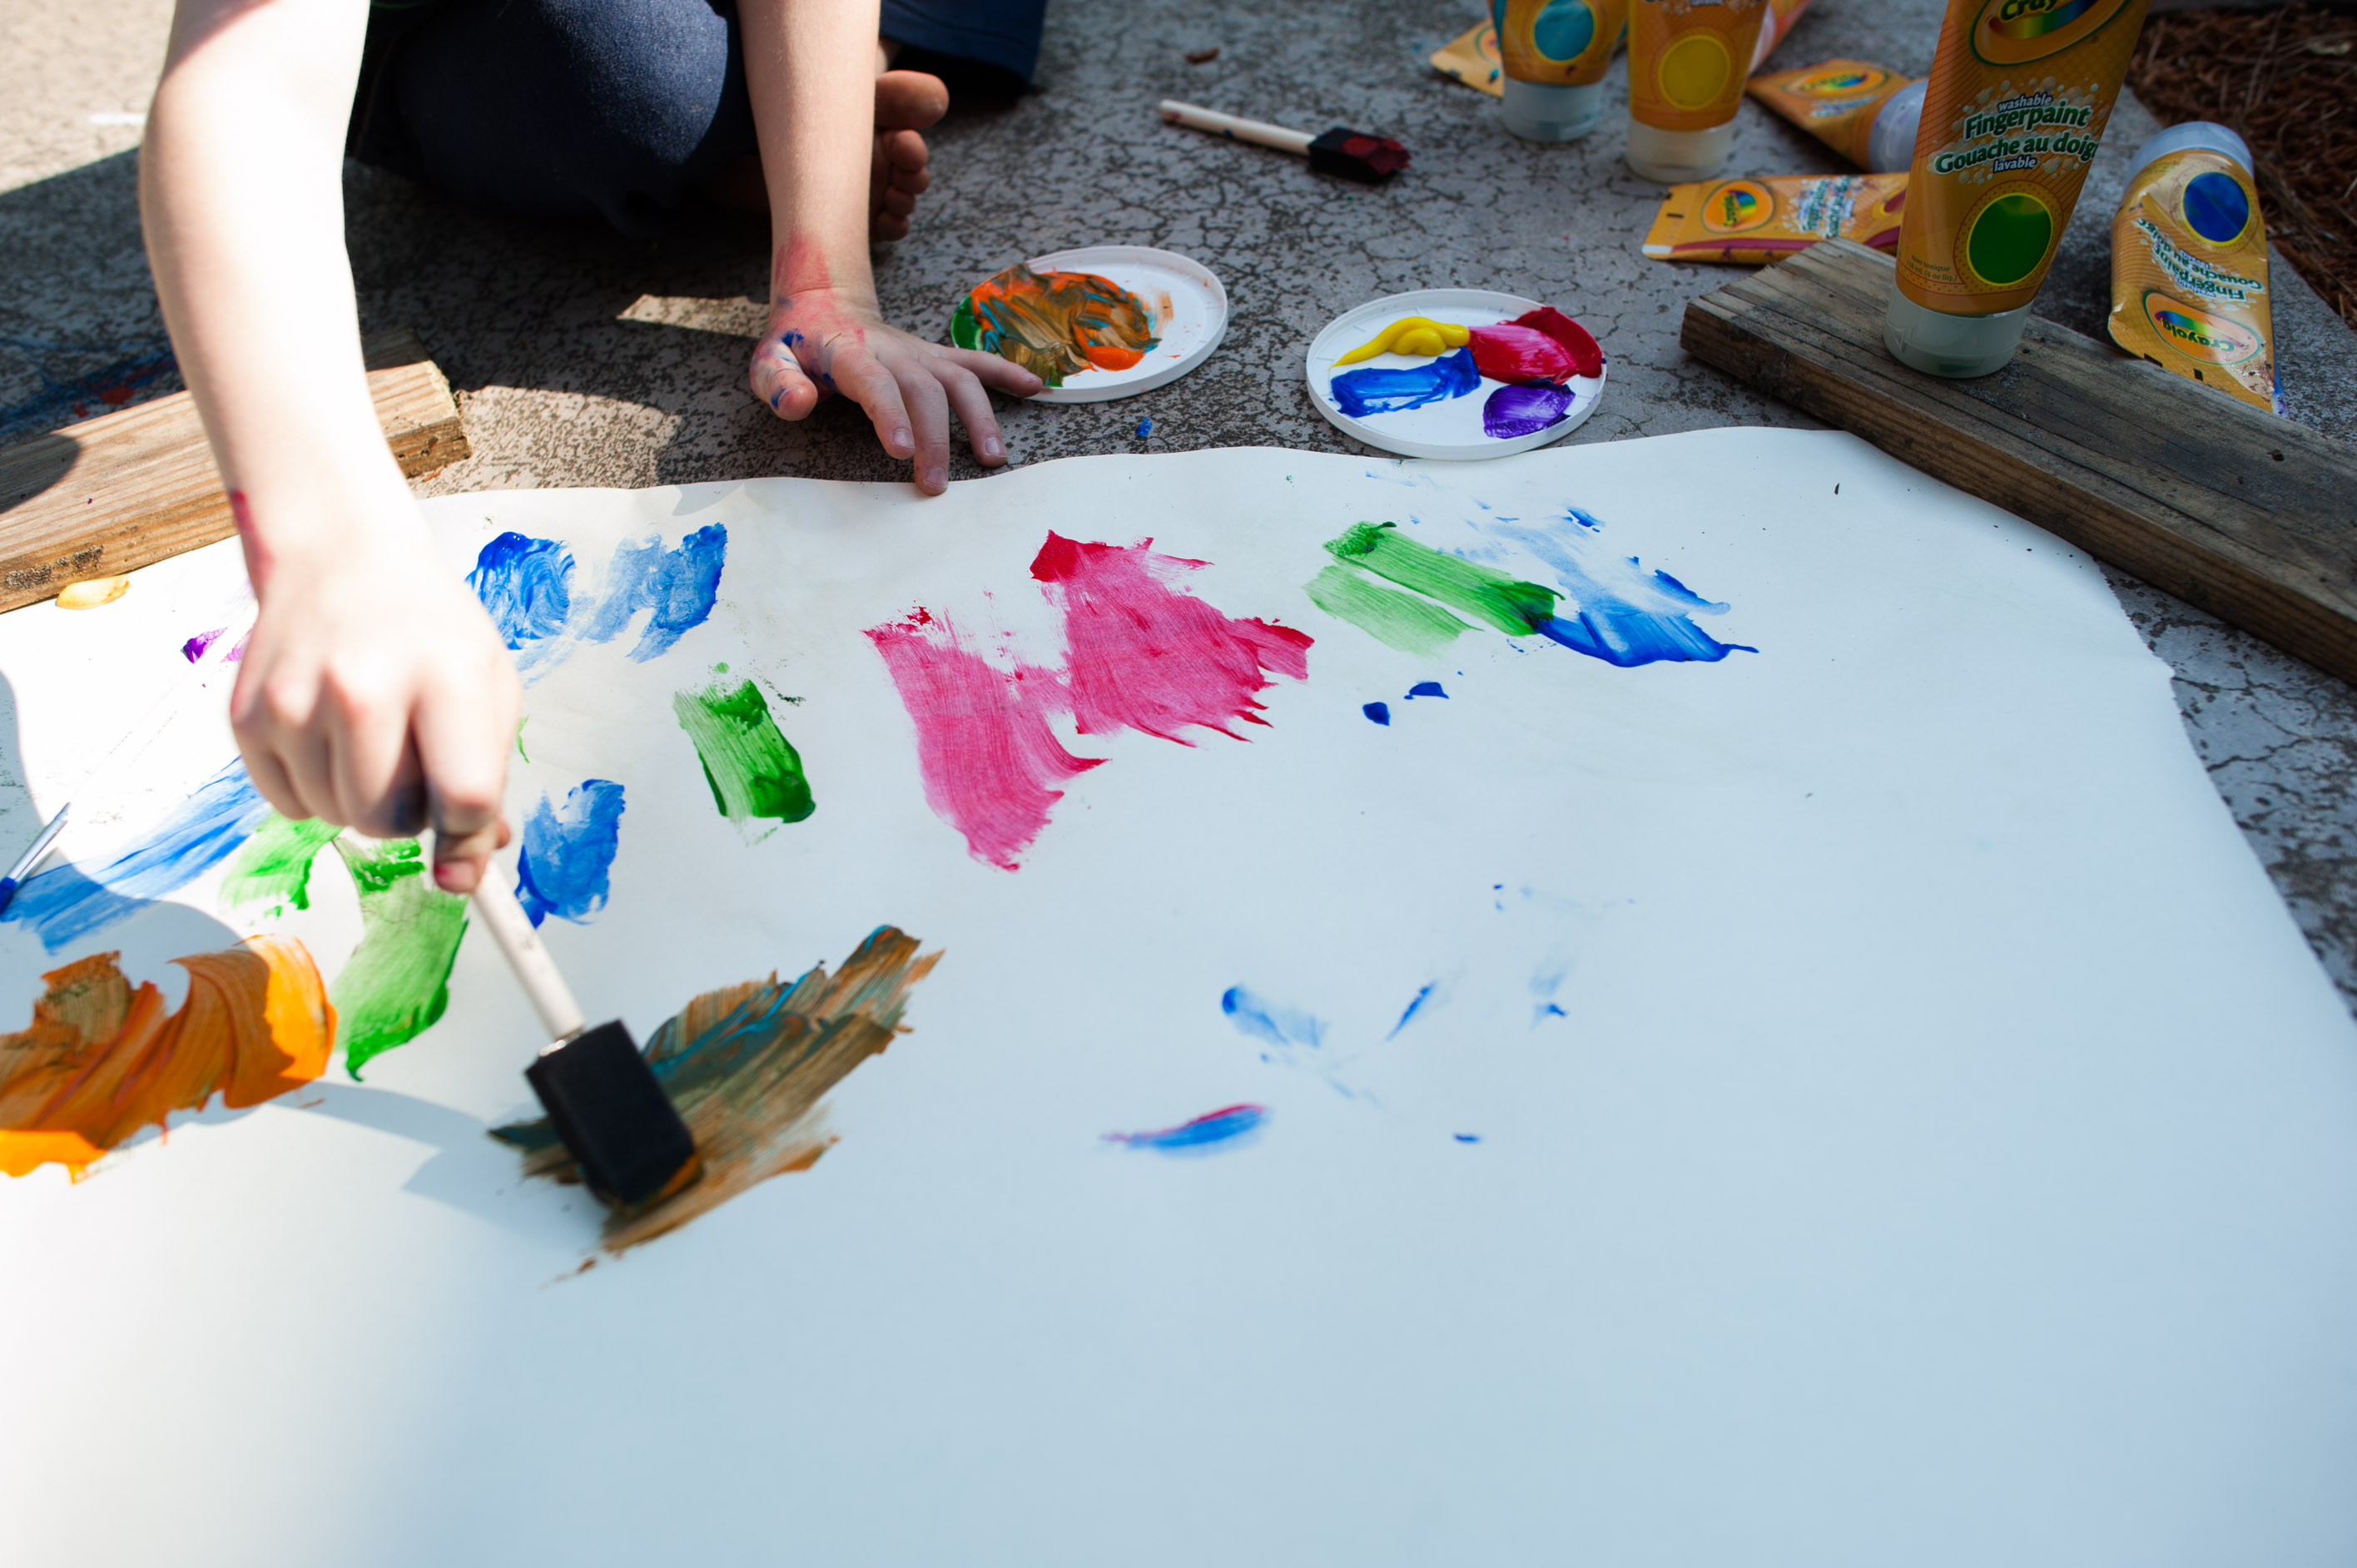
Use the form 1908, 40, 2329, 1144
1029, 533, 1312, 745
865, 611, 1102, 871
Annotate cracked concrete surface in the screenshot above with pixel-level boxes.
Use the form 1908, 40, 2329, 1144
3, 0, 2355, 1002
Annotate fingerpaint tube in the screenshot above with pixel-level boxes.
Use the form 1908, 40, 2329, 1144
1746, 60, 1928, 169
2108, 123, 2281, 412
1644, 171, 1908, 263
1625, 0, 1772, 182
1884, 0, 2151, 377
1748, 0, 1813, 72
1494, 0, 1630, 141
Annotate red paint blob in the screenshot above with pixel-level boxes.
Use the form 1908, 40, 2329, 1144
1466, 324, 1575, 386
1030, 533, 1313, 745
1511, 307, 1605, 379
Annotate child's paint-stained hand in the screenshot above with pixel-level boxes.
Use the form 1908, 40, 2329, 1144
227, 491, 519, 894
749, 290, 1042, 494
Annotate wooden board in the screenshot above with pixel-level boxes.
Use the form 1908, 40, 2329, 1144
1680, 238, 2357, 685
0, 326, 468, 613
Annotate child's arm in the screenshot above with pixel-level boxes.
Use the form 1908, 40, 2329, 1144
143, 0, 518, 891
742, 0, 1043, 495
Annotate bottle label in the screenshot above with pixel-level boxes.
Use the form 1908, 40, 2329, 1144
1496, 0, 1630, 86
1629, 0, 1772, 131
2107, 147, 2276, 410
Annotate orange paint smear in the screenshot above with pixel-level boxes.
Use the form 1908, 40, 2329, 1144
0, 937, 334, 1178
965, 264, 1161, 384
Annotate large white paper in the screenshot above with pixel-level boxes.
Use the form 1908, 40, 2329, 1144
3, 429, 2353, 1566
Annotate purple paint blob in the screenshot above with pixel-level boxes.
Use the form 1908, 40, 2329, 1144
181, 627, 228, 662
1482, 384, 1574, 439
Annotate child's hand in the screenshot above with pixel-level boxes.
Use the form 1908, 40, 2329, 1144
750, 289, 1042, 494
230, 501, 520, 894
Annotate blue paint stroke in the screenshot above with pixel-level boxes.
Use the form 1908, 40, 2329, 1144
1491, 510, 1758, 668
469, 533, 575, 650
1454, 1133, 1481, 1144
1362, 701, 1391, 725
1223, 986, 1325, 1051
1331, 348, 1480, 419
574, 523, 727, 662
1135, 417, 1152, 439
1104, 1104, 1267, 1155
1482, 383, 1572, 439
1387, 981, 1437, 1040
514, 779, 626, 928
2, 760, 269, 950
1406, 681, 1447, 699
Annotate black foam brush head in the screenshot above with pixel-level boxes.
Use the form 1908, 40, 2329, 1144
524, 1020, 702, 1209
1308, 127, 1412, 183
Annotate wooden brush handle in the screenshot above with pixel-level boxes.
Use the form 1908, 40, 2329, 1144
1158, 100, 1313, 156
466, 861, 588, 1045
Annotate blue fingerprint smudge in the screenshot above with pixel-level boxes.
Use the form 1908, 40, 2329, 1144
1222, 985, 1326, 1049
469, 533, 576, 650
1454, 1133, 1482, 1144
1330, 348, 1481, 419
1387, 981, 1437, 1039
1406, 681, 1447, 699
1362, 701, 1391, 725
2, 760, 270, 950
1492, 509, 1757, 668
576, 523, 728, 662
514, 779, 627, 928
1104, 1104, 1268, 1155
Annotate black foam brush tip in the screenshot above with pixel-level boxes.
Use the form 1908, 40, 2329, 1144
525, 1020, 702, 1209
1308, 127, 1412, 183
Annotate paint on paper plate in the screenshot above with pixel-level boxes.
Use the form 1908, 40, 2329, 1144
469, 523, 727, 675
1104, 1103, 1267, 1154
0, 937, 333, 1177
869, 536, 1312, 868
951, 263, 1161, 387
672, 679, 816, 831
3, 759, 271, 950
332, 838, 469, 1079
492, 925, 941, 1251
516, 781, 627, 927
1308, 516, 1754, 667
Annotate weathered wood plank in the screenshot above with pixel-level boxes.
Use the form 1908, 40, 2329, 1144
0, 327, 468, 613
1680, 238, 2357, 684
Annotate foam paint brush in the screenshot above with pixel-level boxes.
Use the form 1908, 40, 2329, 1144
1157, 100, 1411, 183
464, 847, 702, 1210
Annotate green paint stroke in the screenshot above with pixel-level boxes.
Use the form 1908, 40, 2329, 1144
331, 837, 469, 1079
219, 813, 345, 912
1304, 563, 1471, 656
672, 678, 816, 826
1323, 522, 1559, 637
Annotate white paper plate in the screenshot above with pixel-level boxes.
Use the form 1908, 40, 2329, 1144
1304, 288, 1607, 460
953, 246, 1228, 404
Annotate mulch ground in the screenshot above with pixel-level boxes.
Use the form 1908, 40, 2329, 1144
2128, 2, 2357, 327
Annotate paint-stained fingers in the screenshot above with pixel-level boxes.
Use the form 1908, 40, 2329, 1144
944, 346, 1043, 399
830, 351, 917, 463
938, 364, 1008, 465
896, 365, 954, 494
752, 338, 821, 420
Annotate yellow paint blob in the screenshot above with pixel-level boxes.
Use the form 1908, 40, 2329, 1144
55, 575, 129, 609
1333, 316, 1473, 365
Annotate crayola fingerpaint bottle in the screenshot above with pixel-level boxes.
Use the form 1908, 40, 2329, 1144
2109, 122, 2280, 413
1625, 0, 1772, 182
1748, 0, 1812, 72
1746, 60, 1928, 170
1884, 0, 2151, 376
1494, 0, 1630, 141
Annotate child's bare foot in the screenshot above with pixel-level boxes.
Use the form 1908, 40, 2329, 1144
871, 69, 947, 242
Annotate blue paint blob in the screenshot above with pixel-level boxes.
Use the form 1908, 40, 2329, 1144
1362, 701, 1391, 725
1406, 681, 1447, 699
1104, 1104, 1268, 1154
2, 760, 270, 950
2183, 170, 2250, 244
514, 779, 627, 929
1135, 417, 1152, 438
577, 524, 728, 662
1536, 611, 1757, 667
468, 533, 575, 650
1331, 348, 1481, 419
1387, 981, 1437, 1039
1493, 510, 1759, 668
1454, 1132, 1482, 1144
1222, 986, 1326, 1049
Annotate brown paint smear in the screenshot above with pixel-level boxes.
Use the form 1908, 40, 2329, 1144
495, 926, 941, 1252
0, 937, 335, 1178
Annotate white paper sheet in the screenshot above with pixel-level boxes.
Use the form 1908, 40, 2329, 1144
3, 429, 2353, 1566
